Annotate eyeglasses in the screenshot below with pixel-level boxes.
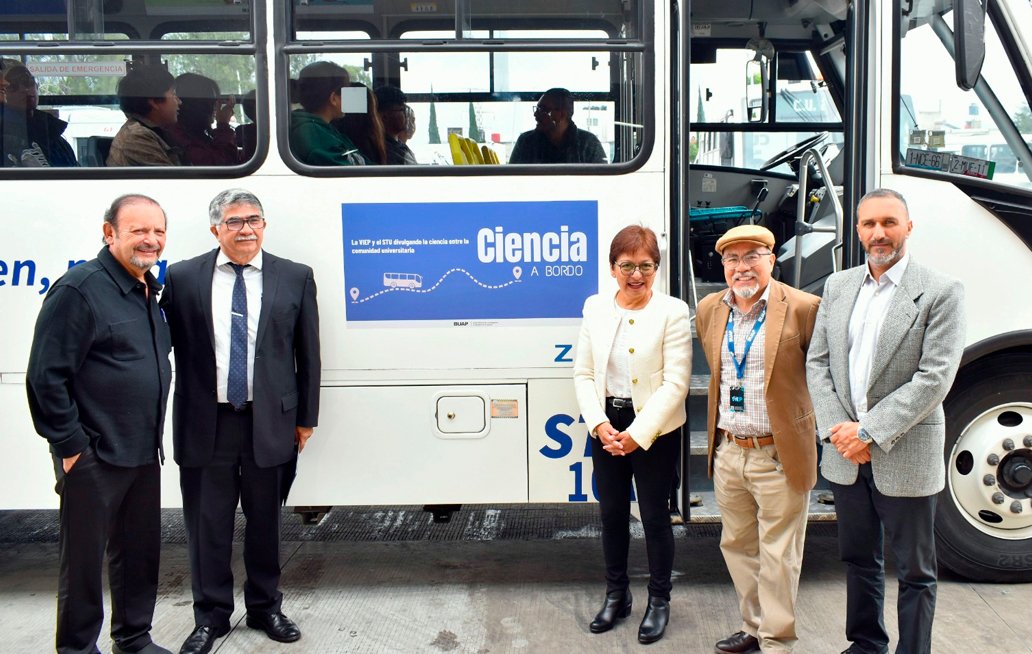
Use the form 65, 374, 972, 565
615, 261, 658, 276
222, 216, 266, 231
533, 104, 555, 116
720, 251, 772, 267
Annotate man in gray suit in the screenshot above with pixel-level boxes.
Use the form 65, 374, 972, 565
806, 188, 964, 654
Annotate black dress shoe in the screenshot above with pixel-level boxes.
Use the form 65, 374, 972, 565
246, 611, 302, 643
715, 630, 760, 653
178, 625, 228, 654
589, 589, 632, 633
637, 596, 669, 644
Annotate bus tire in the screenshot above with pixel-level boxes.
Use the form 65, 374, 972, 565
936, 353, 1032, 582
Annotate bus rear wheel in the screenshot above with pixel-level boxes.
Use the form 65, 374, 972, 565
937, 353, 1032, 582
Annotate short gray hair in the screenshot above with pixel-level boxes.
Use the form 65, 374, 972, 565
857, 188, 909, 218
209, 188, 264, 226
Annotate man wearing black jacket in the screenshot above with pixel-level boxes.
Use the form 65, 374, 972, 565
1, 63, 78, 167
160, 188, 320, 654
26, 194, 172, 654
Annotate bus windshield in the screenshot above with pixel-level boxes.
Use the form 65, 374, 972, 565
898, 0, 1032, 189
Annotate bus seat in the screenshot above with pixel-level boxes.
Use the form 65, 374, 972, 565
481, 145, 499, 164
448, 133, 467, 165
461, 137, 483, 164
82, 136, 114, 167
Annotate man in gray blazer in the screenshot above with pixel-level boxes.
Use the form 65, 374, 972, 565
806, 188, 964, 654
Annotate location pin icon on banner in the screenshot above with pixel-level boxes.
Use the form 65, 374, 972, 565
513, 266, 522, 280
349, 287, 359, 301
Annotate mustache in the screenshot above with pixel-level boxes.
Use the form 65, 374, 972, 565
733, 272, 756, 281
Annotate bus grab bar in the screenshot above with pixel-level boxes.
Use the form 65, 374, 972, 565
792, 147, 843, 289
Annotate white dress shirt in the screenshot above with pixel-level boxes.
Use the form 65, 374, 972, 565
605, 298, 641, 399
847, 252, 910, 418
212, 249, 263, 403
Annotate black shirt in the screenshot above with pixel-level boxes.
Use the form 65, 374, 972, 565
26, 247, 172, 466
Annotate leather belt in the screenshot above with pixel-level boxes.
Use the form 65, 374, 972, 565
722, 429, 774, 449
606, 397, 634, 409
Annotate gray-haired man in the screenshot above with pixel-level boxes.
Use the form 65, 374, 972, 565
160, 189, 320, 654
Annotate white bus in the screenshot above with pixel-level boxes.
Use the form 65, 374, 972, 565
1, 0, 1031, 583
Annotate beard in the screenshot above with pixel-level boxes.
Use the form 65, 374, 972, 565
865, 243, 903, 267
129, 252, 160, 271
732, 283, 759, 299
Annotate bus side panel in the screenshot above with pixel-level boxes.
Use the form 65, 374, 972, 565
528, 378, 598, 503
287, 384, 529, 506
0, 380, 64, 509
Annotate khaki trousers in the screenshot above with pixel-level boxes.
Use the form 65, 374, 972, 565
714, 439, 809, 653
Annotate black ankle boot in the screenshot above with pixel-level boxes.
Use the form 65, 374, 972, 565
637, 596, 669, 644
589, 589, 632, 633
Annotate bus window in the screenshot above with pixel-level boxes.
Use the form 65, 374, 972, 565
0, 0, 252, 41
283, 0, 648, 172
291, 0, 639, 41
690, 49, 842, 174
0, 2, 260, 173
1, 54, 258, 169
897, 3, 1032, 189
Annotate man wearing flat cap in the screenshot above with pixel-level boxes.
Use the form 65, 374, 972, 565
695, 224, 821, 654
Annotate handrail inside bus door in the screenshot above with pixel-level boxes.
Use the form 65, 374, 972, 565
792, 147, 844, 288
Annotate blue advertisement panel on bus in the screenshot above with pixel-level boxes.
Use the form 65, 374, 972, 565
342, 201, 597, 323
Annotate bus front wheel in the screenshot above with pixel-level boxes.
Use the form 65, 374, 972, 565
937, 353, 1032, 582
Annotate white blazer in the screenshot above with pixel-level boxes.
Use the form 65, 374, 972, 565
573, 291, 691, 450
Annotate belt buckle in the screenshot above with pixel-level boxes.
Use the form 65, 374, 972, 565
726, 431, 758, 448
610, 397, 632, 409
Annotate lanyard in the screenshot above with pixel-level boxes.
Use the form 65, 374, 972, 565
726, 305, 766, 381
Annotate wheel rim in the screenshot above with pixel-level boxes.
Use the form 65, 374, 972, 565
948, 402, 1032, 540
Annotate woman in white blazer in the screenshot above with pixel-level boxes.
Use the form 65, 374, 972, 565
573, 225, 691, 645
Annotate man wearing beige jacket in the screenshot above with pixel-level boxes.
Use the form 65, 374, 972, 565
696, 225, 820, 654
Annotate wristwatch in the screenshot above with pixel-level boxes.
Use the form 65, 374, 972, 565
857, 427, 873, 444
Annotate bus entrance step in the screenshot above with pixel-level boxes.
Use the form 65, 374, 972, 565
687, 491, 838, 524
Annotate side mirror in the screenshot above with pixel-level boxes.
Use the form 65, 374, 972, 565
954, 0, 986, 91
746, 57, 769, 123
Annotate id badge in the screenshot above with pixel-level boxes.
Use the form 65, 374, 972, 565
729, 386, 745, 412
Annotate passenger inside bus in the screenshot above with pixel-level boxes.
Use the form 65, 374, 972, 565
289, 61, 365, 166
332, 83, 387, 165
236, 89, 258, 161
0, 60, 9, 102
509, 88, 608, 165
374, 85, 418, 165
167, 73, 241, 166
107, 64, 183, 167
0, 62, 78, 168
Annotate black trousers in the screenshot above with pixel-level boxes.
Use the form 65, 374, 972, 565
591, 403, 679, 600
56, 447, 161, 654
180, 405, 287, 630
831, 463, 938, 654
